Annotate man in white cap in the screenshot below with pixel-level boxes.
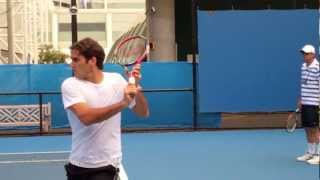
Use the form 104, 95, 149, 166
296, 44, 320, 165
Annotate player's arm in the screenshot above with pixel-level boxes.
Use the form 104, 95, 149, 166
69, 99, 129, 126
129, 64, 149, 118
132, 87, 149, 118
62, 80, 135, 126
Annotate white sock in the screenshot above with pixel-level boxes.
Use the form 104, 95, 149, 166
308, 143, 315, 154
315, 143, 320, 155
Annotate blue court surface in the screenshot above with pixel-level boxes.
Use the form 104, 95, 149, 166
0, 130, 318, 180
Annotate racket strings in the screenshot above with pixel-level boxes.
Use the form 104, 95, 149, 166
112, 37, 147, 66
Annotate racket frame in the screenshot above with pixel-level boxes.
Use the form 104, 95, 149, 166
113, 35, 150, 84
286, 108, 300, 133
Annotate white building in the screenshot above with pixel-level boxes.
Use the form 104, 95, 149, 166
0, 0, 146, 64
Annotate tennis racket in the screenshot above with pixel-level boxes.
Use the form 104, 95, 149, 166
107, 35, 149, 85
286, 108, 301, 133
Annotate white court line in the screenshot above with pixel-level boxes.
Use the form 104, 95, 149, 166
0, 151, 70, 164
0, 159, 68, 164
0, 151, 70, 155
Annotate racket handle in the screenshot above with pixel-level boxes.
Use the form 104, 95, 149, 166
128, 76, 135, 85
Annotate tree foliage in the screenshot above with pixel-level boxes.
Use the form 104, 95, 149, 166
38, 45, 68, 64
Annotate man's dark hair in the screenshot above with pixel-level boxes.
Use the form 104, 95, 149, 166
70, 37, 105, 70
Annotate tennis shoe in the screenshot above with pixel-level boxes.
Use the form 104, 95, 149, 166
296, 153, 313, 162
306, 155, 320, 165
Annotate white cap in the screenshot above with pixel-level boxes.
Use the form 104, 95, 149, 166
300, 44, 316, 54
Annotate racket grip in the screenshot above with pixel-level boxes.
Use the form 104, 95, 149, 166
128, 76, 135, 85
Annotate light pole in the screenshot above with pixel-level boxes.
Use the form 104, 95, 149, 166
70, 0, 78, 44
191, 0, 198, 130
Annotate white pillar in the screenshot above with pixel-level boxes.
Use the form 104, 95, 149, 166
52, 13, 58, 49
106, 12, 112, 54
104, 0, 108, 9
32, 0, 38, 63
23, 0, 28, 63
45, 1, 49, 44
7, 0, 15, 64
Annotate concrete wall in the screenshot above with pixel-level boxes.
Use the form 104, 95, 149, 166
147, 0, 176, 61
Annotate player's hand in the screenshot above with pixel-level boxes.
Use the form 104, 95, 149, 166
297, 100, 301, 110
130, 64, 142, 85
121, 84, 138, 107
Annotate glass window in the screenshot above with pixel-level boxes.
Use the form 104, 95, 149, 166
78, 0, 105, 9
58, 14, 106, 49
107, 3, 145, 9
59, 23, 106, 40
53, 0, 70, 8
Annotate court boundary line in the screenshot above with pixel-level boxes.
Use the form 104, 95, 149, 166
0, 150, 70, 155
0, 151, 70, 164
0, 159, 68, 164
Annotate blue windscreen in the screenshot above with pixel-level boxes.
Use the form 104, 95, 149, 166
0, 63, 218, 129
198, 10, 319, 112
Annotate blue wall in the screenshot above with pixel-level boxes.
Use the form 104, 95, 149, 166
0, 63, 220, 129
1, 10, 316, 129
198, 10, 319, 113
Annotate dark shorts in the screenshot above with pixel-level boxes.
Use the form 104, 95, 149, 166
301, 105, 319, 128
65, 163, 119, 180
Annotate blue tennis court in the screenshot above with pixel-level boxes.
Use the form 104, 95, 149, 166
0, 130, 318, 180
0, 1, 319, 180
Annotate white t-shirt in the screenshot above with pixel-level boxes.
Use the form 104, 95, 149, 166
61, 72, 134, 168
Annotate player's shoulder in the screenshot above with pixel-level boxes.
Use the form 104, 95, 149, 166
61, 77, 79, 89
62, 77, 75, 84
315, 59, 319, 67
309, 59, 320, 70
103, 72, 125, 80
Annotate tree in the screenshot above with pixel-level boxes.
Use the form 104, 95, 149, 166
38, 45, 68, 64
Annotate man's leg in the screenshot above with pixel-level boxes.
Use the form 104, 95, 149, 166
307, 127, 320, 164
306, 128, 317, 154
297, 106, 316, 161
